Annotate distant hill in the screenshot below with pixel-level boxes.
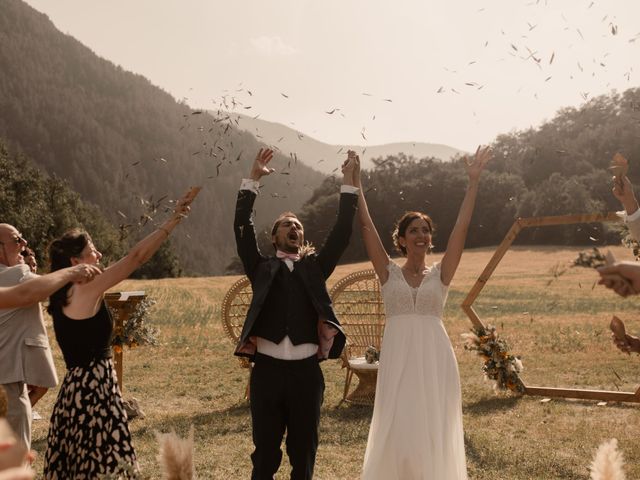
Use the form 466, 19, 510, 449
228, 113, 466, 175
0, 0, 325, 275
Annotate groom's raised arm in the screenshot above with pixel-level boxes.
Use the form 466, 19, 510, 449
316, 153, 359, 278
234, 148, 275, 276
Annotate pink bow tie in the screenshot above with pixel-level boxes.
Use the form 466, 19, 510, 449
276, 250, 301, 262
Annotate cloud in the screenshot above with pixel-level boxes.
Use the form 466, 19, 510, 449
250, 36, 298, 56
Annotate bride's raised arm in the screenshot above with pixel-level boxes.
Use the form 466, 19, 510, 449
440, 145, 491, 285
351, 151, 391, 284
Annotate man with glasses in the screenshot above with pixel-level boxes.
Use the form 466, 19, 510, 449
0, 224, 58, 450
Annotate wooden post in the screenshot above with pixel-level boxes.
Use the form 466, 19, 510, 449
461, 219, 523, 317
524, 386, 640, 402
104, 291, 145, 392
114, 315, 123, 387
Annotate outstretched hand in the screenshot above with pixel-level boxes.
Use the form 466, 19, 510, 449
353, 152, 361, 188
597, 262, 640, 297
342, 150, 359, 187
173, 186, 200, 221
70, 264, 102, 284
612, 332, 640, 354
612, 174, 639, 213
250, 148, 275, 181
464, 145, 491, 181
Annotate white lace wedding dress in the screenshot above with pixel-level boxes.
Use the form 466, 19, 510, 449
361, 261, 467, 480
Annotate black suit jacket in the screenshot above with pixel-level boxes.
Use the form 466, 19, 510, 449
233, 188, 357, 360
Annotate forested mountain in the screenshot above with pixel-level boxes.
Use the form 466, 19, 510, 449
297, 88, 640, 264
228, 113, 466, 175
0, 141, 123, 269
0, 0, 325, 275
0, 138, 182, 278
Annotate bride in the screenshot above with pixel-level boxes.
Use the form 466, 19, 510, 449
353, 146, 491, 479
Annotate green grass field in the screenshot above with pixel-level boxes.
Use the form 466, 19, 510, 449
30, 246, 640, 479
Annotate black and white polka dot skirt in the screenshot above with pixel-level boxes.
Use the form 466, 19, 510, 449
43, 358, 138, 479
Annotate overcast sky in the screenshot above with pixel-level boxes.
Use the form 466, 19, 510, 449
23, 0, 640, 151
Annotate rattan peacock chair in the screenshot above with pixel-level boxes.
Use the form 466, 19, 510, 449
220, 276, 253, 398
330, 269, 386, 405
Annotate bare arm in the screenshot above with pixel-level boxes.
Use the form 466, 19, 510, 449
315, 154, 359, 278
440, 146, 491, 285
613, 174, 639, 215
612, 174, 640, 242
352, 152, 390, 284
78, 189, 196, 298
0, 264, 100, 309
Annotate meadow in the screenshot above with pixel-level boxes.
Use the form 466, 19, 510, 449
30, 246, 640, 479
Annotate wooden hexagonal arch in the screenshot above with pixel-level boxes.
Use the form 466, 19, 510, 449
461, 212, 640, 403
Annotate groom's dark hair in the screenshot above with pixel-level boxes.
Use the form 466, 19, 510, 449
271, 212, 300, 238
271, 212, 315, 256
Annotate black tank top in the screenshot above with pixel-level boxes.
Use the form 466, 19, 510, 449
52, 301, 113, 369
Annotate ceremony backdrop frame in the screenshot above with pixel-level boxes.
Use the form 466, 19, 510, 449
461, 212, 640, 403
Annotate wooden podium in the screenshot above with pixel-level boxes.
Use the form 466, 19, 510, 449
104, 291, 145, 391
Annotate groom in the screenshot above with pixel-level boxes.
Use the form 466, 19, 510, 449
234, 148, 358, 479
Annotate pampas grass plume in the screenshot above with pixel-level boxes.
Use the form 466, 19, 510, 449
590, 438, 626, 480
156, 426, 195, 480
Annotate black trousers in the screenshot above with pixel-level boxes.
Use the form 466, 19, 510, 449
250, 353, 325, 480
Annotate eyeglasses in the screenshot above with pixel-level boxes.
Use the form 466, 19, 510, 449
0, 236, 26, 246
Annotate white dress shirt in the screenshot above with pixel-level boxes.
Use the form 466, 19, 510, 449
240, 178, 358, 360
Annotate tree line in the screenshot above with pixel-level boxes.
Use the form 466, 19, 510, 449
0, 141, 181, 278
295, 88, 640, 265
